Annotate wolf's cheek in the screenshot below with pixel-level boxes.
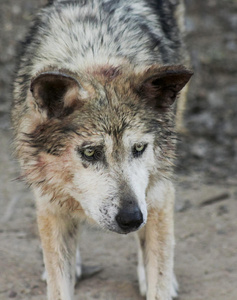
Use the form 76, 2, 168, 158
68, 169, 114, 218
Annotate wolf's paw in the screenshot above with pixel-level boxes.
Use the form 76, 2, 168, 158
137, 263, 147, 296
75, 256, 82, 279
41, 264, 102, 284
41, 269, 47, 282
139, 278, 147, 297
171, 273, 179, 298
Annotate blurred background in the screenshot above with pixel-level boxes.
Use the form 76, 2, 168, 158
0, 1, 236, 299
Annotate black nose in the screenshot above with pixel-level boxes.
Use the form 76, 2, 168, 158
116, 206, 143, 232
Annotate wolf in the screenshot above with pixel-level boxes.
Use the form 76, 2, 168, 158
12, 0, 192, 299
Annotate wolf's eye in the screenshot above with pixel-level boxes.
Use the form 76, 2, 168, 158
132, 143, 147, 158
135, 143, 145, 152
84, 148, 95, 158
78, 146, 104, 163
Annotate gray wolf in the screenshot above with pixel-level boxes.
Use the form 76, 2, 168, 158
11, 0, 193, 299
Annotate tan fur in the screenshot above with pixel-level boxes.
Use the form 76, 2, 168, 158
176, 84, 190, 133
137, 182, 175, 300
37, 212, 79, 300
13, 64, 191, 300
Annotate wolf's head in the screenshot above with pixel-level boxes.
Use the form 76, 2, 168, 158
19, 64, 192, 234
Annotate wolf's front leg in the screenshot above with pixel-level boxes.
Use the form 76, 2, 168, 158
37, 209, 79, 300
137, 191, 176, 300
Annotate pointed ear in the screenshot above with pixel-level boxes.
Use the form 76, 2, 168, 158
30, 72, 83, 118
138, 65, 193, 109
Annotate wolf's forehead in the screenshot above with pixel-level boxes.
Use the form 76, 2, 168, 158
95, 126, 154, 149
80, 104, 155, 145
97, 111, 148, 142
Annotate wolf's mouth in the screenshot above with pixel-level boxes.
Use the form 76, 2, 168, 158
104, 219, 145, 235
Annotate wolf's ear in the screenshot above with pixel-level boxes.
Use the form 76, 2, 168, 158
138, 65, 193, 109
30, 72, 83, 118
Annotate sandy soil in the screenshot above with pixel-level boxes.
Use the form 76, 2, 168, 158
0, 0, 237, 299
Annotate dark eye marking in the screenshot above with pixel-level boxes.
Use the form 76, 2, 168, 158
132, 143, 148, 158
77, 145, 104, 163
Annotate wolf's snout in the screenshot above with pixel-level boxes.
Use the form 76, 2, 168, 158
116, 205, 143, 232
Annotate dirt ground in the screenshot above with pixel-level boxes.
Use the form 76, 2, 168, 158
0, 0, 237, 299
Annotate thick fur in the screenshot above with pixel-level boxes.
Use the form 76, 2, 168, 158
12, 1, 192, 299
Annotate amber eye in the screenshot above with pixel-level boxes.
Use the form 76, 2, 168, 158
78, 146, 104, 163
135, 143, 145, 152
132, 143, 147, 158
83, 148, 95, 158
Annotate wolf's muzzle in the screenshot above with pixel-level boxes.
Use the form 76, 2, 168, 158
116, 205, 143, 233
